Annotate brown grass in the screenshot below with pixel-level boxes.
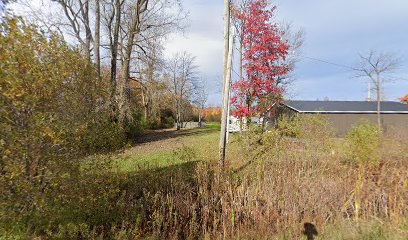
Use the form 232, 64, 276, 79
4, 118, 407, 239
106, 117, 408, 239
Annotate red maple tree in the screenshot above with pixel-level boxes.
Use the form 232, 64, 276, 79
230, 0, 290, 120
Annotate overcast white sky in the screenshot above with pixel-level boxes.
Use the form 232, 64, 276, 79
165, 0, 408, 106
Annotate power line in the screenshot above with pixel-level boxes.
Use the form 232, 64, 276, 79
231, 54, 354, 71
231, 68, 241, 80
301, 55, 354, 70
301, 56, 408, 81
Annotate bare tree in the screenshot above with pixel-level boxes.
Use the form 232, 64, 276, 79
1, 0, 14, 14
116, 0, 186, 123
12, 0, 186, 125
231, 0, 249, 84
193, 78, 208, 127
132, 41, 164, 121
116, 0, 149, 123
278, 22, 304, 87
166, 51, 198, 130
101, 0, 124, 112
94, 0, 101, 77
50, 0, 93, 61
16, 0, 102, 68
15, 0, 187, 127
353, 50, 401, 130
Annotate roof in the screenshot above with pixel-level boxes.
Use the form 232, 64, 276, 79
283, 100, 408, 114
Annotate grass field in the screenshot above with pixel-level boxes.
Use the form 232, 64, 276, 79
114, 125, 244, 172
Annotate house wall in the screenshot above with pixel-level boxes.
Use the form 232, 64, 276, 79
321, 113, 408, 136
278, 106, 408, 136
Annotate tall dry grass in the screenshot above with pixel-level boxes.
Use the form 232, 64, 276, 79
4, 116, 407, 239
110, 116, 408, 239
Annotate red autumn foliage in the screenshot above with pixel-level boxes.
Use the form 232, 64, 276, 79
400, 94, 408, 104
230, 0, 290, 119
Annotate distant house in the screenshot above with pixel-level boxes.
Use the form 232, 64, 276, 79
228, 116, 262, 133
281, 100, 408, 136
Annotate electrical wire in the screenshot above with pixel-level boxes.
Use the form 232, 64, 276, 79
300, 55, 354, 70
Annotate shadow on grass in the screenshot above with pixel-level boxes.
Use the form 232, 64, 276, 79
133, 127, 218, 145
44, 160, 201, 238
119, 160, 199, 198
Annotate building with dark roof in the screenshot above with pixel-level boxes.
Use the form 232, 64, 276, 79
281, 100, 408, 136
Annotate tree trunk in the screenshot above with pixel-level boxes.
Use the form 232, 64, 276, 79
198, 110, 202, 128
82, 0, 92, 62
143, 87, 151, 122
144, 59, 154, 121
118, 43, 133, 124
110, 0, 121, 108
141, 87, 148, 121
261, 114, 267, 133
117, 0, 148, 124
176, 100, 181, 130
94, 0, 101, 78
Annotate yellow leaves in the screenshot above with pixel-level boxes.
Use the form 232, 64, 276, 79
41, 126, 62, 144
8, 171, 19, 180
4, 85, 27, 99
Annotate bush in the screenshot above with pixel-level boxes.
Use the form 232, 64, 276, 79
162, 116, 175, 129
274, 114, 303, 138
124, 112, 146, 140
82, 119, 126, 153
345, 121, 380, 166
145, 109, 175, 130
160, 108, 175, 129
0, 17, 126, 233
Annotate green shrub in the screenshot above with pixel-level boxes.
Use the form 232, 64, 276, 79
82, 119, 126, 153
161, 116, 175, 129
145, 111, 174, 130
345, 121, 380, 166
124, 112, 146, 140
147, 117, 161, 129
274, 114, 302, 138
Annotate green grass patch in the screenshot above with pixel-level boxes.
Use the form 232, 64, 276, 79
113, 127, 245, 173
114, 128, 220, 173
205, 123, 221, 129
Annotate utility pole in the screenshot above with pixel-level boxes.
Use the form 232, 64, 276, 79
226, 55, 235, 143
226, 82, 231, 143
219, 0, 233, 168
219, 28, 234, 167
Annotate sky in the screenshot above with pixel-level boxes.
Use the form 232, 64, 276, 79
9, 0, 408, 106
164, 0, 408, 106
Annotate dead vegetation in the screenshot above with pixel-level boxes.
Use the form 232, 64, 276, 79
2, 116, 407, 239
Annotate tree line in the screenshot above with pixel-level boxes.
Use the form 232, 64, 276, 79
10, 0, 208, 129
0, 0, 208, 230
